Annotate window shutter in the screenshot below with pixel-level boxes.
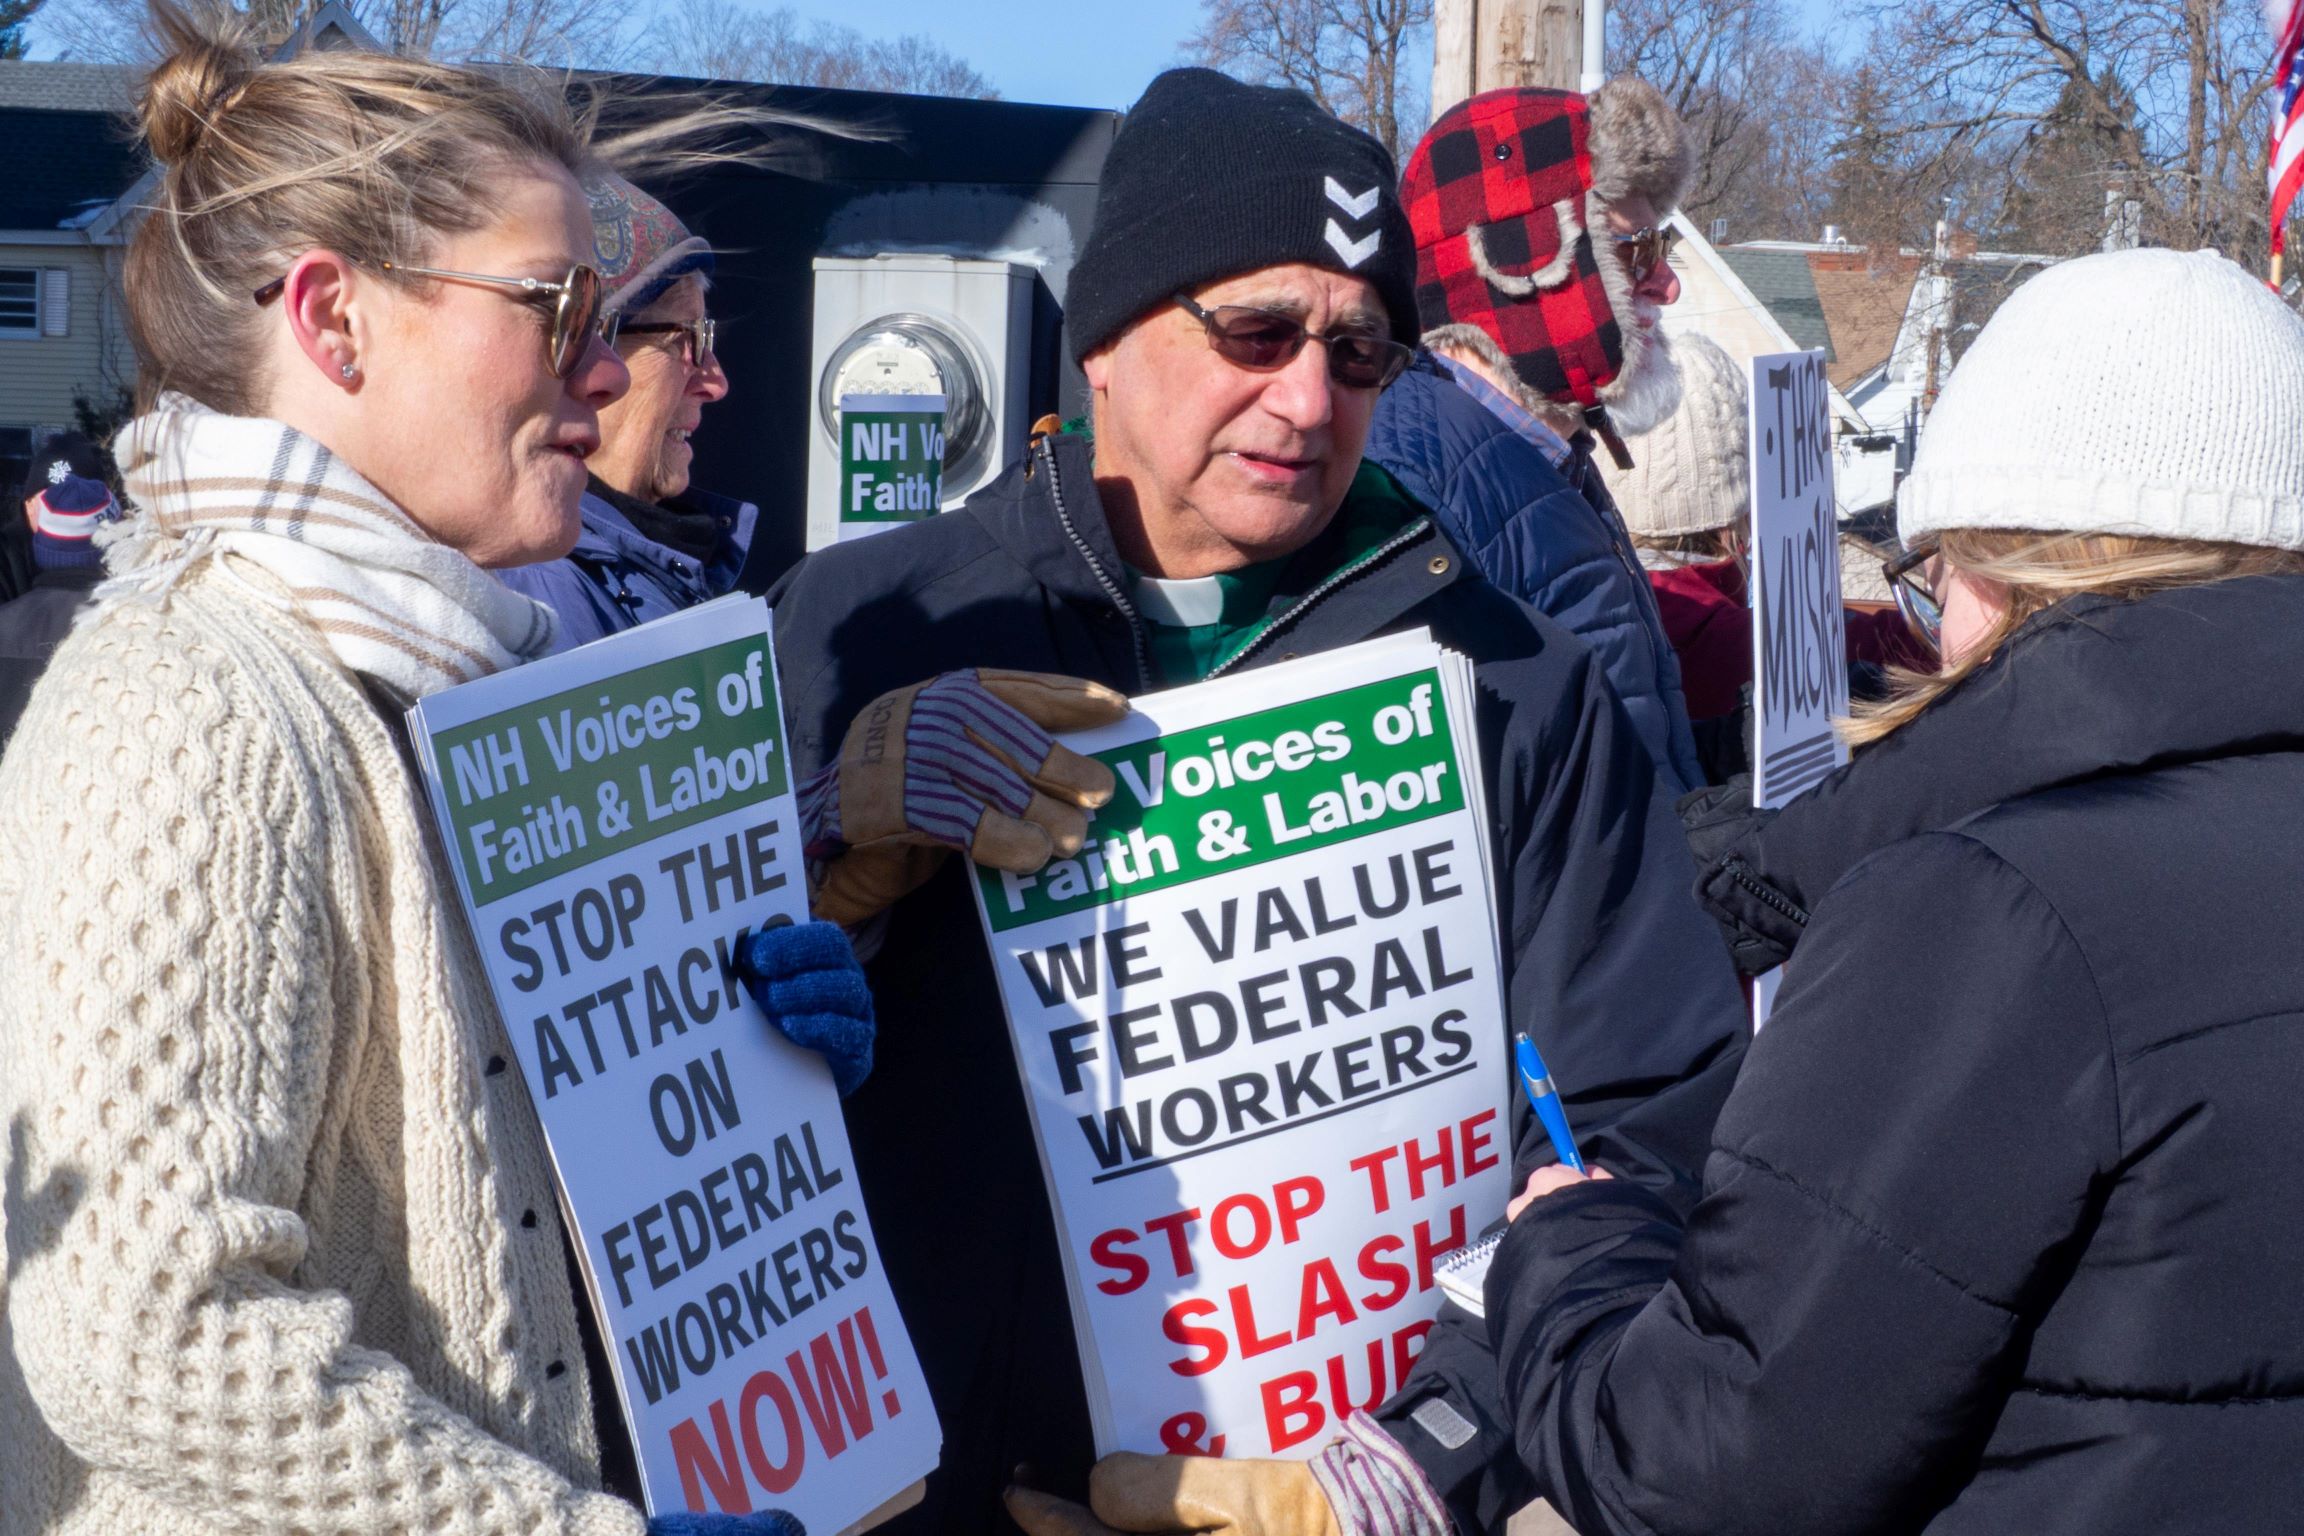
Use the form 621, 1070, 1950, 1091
40, 269, 70, 337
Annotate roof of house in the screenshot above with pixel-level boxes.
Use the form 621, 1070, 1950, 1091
1947, 257, 2053, 364
1715, 246, 1834, 358
1808, 255, 1921, 392
0, 104, 145, 232
0, 60, 138, 114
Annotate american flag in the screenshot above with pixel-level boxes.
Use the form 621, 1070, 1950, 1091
2271, 0, 2304, 278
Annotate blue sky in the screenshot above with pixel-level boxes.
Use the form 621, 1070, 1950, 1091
762, 0, 1848, 113
26, 0, 1849, 107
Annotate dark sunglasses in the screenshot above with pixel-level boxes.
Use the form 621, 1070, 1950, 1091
608, 314, 718, 367
1882, 538, 1944, 651
254, 260, 606, 380
1173, 294, 1412, 391
1606, 224, 1681, 282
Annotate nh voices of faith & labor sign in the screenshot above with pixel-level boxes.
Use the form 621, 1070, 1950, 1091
971, 634, 1513, 1460
408, 597, 941, 1532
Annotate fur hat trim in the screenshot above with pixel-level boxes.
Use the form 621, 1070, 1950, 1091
1587, 76, 1694, 214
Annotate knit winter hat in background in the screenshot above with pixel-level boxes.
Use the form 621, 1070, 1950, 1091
1899, 247, 2304, 551
1066, 68, 1419, 361
26, 473, 119, 570
1611, 332, 1747, 539
20, 430, 107, 503
1403, 78, 1691, 409
585, 170, 712, 318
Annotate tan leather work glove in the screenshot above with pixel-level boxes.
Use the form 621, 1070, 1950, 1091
799, 668, 1128, 928
1003, 1454, 1343, 1536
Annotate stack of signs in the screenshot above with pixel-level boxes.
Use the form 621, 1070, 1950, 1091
837, 392, 945, 540
1747, 348, 1848, 1025
969, 634, 1512, 1459
407, 597, 941, 1530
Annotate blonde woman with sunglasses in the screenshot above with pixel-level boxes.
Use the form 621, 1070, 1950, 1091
0, 8, 828, 1535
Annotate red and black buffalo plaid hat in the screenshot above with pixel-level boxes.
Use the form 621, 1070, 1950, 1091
1402, 89, 1623, 408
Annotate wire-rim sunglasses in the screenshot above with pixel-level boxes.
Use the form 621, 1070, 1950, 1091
1606, 224, 1681, 283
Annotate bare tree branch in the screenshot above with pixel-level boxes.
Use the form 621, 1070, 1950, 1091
1190, 0, 1432, 158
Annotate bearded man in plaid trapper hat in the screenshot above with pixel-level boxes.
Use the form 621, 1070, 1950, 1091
1407, 80, 1694, 444
1365, 78, 1710, 792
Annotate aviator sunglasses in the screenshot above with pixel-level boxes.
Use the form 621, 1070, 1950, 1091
1173, 294, 1413, 391
254, 260, 607, 380
1607, 224, 1681, 282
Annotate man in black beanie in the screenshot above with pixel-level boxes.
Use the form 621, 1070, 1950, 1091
766, 67, 1742, 1536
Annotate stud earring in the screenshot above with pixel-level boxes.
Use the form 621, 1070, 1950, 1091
340, 361, 359, 381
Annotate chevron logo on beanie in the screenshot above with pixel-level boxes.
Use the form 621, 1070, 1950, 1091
1323, 177, 1384, 268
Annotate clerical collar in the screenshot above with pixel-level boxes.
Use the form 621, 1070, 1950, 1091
1129, 570, 1228, 627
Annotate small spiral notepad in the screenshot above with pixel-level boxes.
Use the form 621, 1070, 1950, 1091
1435, 1231, 1506, 1319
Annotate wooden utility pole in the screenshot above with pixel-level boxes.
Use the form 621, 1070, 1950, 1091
1431, 0, 1589, 119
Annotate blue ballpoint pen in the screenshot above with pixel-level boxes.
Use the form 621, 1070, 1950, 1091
1513, 1032, 1586, 1174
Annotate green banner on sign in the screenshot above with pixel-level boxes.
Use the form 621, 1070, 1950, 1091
978, 669, 1465, 931
840, 393, 945, 527
427, 634, 789, 904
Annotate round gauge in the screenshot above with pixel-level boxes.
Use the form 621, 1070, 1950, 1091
817, 314, 991, 485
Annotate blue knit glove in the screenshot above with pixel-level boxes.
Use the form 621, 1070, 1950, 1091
738, 920, 875, 1097
646, 1511, 804, 1536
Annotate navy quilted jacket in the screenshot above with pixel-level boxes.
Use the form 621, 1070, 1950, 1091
1369, 353, 1704, 792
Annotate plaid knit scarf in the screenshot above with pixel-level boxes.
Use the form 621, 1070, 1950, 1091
106, 394, 557, 699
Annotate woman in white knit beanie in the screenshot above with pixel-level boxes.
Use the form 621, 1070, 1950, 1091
1610, 331, 1924, 740
0, 7, 841, 1535
1487, 246, 2304, 1534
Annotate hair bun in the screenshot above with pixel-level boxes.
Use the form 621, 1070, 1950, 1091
138, 15, 255, 164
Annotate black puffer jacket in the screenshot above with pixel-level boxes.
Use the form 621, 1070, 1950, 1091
1486, 574, 2304, 1535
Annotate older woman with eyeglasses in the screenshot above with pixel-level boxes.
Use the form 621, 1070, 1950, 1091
497, 172, 759, 654
0, 8, 842, 1535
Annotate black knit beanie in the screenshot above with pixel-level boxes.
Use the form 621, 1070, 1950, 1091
1068, 68, 1420, 362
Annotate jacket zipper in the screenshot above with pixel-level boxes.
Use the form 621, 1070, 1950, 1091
1040, 436, 1152, 692
1721, 855, 1809, 926
1208, 517, 1435, 680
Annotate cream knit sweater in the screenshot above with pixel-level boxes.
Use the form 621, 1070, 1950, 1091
0, 559, 647, 1536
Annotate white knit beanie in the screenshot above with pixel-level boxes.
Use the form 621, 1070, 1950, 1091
1899, 247, 2304, 551
1611, 332, 1748, 539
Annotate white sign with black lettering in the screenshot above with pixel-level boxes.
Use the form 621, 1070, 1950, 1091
1748, 347, 1849, 807
407, 598, 939, 1531
969, 634, 1513, 1460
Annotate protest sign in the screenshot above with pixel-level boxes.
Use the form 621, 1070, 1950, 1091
1748, 348, 1849, 808
1748, 349, 1849, 1028
408, 598, 939, 1529
971, 634, 1512, 1459
838, 392, 945, 540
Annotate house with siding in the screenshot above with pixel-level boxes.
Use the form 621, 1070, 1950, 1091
0, 9, 377, 492
0, 61, 141, 492
1656, 219, 1902, 523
